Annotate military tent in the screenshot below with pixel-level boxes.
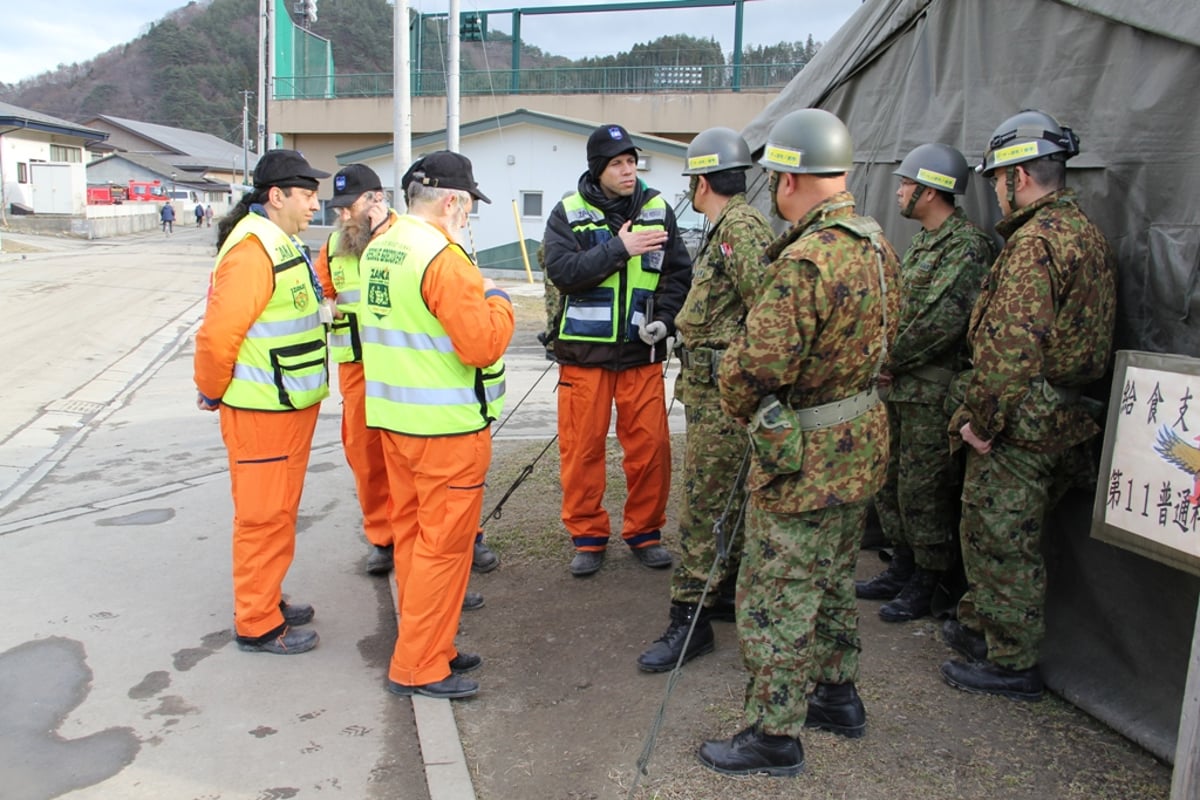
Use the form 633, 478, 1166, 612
740, 0, 1200, 762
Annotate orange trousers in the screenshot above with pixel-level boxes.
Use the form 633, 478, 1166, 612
556, 362, 670, 551
338, 361, 391, 548
384, 428, 490, 686
220, 403, 319, 638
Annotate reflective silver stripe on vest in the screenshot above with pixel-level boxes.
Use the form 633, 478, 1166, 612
640, 207, 666, 222
565, 305, 611, 322
329, 331, 353, 349
366, 381, 480, 407
233, 364, 327, 393
248, 311, 323, 339
566, 207, 604, 224
361, 325, 455, 353
337, 289, 361, 304
484, 377, 506, 403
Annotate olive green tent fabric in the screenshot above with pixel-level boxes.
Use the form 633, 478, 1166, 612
742, 0, 1200, 763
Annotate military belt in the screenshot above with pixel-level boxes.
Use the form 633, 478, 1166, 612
907, 364, 956, 386
677, 345, 724, 380
1036, 377, 1081, 404
790, 388, 880, 431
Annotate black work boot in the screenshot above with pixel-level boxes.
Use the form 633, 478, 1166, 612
940, 658, 1044, 702
855, 546, 914, 600
636, 602, 715, 673
942, 618, 988, 662
878, 568, 940, 622
804, 682, 866, 738
697, 725, 805, 777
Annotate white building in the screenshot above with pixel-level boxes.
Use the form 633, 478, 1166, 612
0, 102, 108, 217
336, 109, 692, 273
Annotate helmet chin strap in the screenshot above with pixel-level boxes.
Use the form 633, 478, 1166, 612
768, 171, 782, 220
1006, 166, 1018, 211
901, 184, 922, 219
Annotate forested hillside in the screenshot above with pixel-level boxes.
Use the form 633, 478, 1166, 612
0, 0, 817, 146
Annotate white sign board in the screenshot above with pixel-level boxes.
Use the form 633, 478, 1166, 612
1093, 350, 1200, 576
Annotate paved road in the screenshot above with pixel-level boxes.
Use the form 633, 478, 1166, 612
0, 225, 432, 800
0, 223, 685, 799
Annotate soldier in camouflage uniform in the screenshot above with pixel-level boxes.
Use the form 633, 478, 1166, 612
697, 109, 901, 777
939, 110, 1116, 701
856, 144, 995, 622
636, 128, 774, 673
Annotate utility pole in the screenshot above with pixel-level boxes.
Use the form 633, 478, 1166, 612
241, 90, 253, 185
257, 0, 269, 156
448, 0, 460, 152
394, 0, 411, 197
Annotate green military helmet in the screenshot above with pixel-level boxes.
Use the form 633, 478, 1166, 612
758, 108, 853, 174
979, 109, 1080, 176
894, 143, 970, 194
682, 127, 753, 175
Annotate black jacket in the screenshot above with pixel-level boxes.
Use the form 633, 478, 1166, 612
542, 172, 693, 370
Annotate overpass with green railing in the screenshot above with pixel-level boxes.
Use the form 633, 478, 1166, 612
273, 0, 806, 101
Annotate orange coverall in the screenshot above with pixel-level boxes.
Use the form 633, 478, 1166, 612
194, 237, 321, 639
379, 222, 514, 688
314, 234, 392, 550
557, 362, 670, 550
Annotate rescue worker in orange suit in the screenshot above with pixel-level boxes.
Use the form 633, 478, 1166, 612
361, 151, 514, 699
542, 123, 693, 577
194, 149, 330, 655
314, 164, 396, 575
313, 164, 491, 610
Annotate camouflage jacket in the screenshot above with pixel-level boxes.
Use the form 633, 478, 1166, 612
674, 194, 775, 406
717, 191, 902, 512
949, 189, 1116, 452
887, 208, 995, 406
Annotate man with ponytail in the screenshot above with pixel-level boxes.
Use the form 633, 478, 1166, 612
194, 149, 330, 656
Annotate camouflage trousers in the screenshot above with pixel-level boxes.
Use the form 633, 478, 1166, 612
956, 441, 1080, 670
670, 401, 750, 605
738, 498, 867, 737
874, 400, 962, 571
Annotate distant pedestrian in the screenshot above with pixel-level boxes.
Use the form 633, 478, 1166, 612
205, 204, 214, 227
161, 203, 175, 234
195, 203, 205, 227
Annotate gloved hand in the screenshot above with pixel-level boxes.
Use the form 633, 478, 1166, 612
638, 320, 668, 346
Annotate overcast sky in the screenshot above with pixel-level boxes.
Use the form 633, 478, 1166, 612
0, 0, 864, 85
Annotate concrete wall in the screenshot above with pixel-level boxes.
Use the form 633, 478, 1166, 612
270, 91, 775, 178
349, 122, 688, 256
3, 201, 232, 239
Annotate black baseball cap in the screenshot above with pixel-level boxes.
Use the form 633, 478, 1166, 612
401, 151, 491, 204
587, 124, 640, 164
328, 164, 383, 209
253, 149, 329, 190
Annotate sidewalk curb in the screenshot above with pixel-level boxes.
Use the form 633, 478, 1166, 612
387, 575, 477, 800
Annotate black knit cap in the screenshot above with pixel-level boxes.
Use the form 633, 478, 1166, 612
328, 164, 383, 208
587, 123, 640, 180
401, 151, 491, 203
253, 149, 329, 190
